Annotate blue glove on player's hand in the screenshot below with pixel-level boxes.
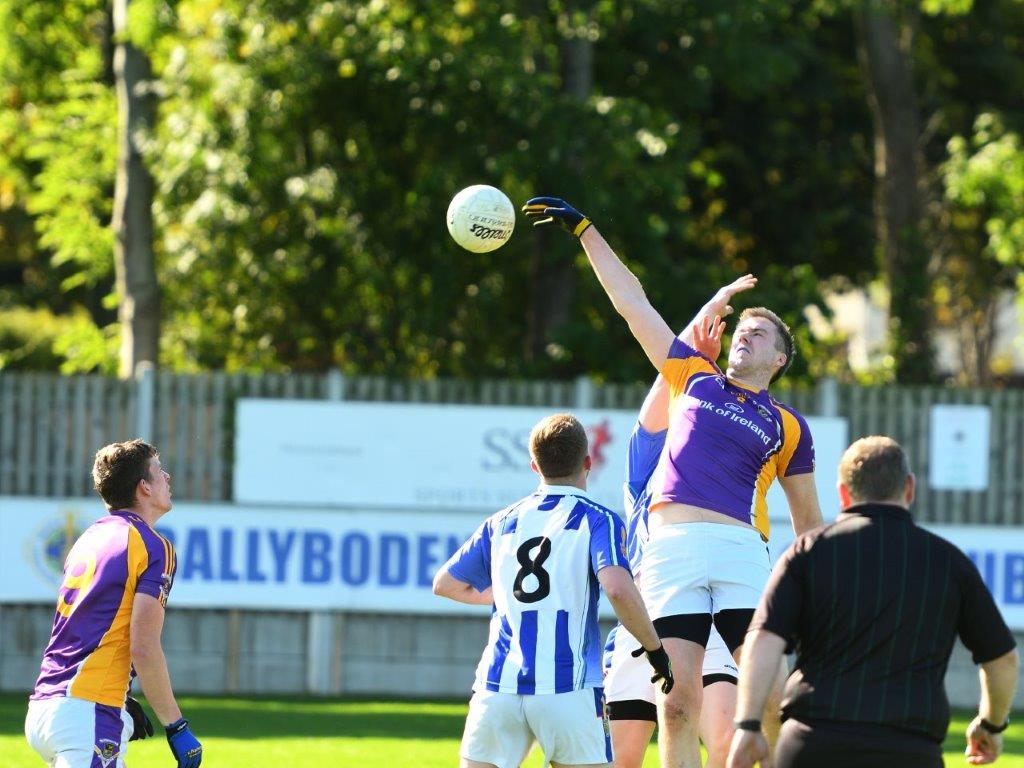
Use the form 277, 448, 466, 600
522, 196, 593, 237
165, 718, 202, 768
125, 695, 153, 741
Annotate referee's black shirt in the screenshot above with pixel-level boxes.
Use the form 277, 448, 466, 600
751, 502, 1017, 743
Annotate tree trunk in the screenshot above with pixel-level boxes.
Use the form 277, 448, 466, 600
854, 1, 933, 383
112, 0, 159, 378
525, 3, 591, 367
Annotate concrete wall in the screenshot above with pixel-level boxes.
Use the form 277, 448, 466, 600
2, 605, 1019, 710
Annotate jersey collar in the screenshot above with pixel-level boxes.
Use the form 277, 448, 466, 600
838, 502, 913, 522
725, 376, 767, 396
536, 483, 586, 496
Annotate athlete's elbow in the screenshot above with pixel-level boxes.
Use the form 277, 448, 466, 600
130, 637, 163, 668
431, 569, 452, 598
599, 570, 632, 603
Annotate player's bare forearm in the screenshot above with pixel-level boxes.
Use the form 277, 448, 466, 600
432, 570, 492, 605
780, 472, 823, 535
638, 375, 670, 433
598, 566, 660, 651
578, 227, 675, 370
979, 647, 1019, 723
734, 629, 787, 722
130, 594, 183, 726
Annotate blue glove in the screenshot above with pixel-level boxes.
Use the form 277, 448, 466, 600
522, 196, 593, 237
165, 718, 202, 768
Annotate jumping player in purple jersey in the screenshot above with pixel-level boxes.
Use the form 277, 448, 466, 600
524, 197, 823, 768
605, 317, 786, 768
25, 440, 202, 768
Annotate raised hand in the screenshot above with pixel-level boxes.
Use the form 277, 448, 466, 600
522, 196, 593, 237
708, 274, 758, 318
692, 313, 725, 362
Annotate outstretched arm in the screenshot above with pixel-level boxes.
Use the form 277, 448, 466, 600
578, 226, 675, 370
524, 197, 674, 370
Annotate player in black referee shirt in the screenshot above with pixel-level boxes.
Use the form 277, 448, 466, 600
727, 436, 1019, 768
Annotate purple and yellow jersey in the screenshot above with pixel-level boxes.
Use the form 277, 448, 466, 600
31, 510, 176, 708
652, 337, 815, 539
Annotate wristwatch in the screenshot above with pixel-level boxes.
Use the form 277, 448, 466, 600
734, 719, 762, 731
980, 717, 1010, 734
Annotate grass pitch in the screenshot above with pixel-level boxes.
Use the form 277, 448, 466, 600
0, 693, 1020, 766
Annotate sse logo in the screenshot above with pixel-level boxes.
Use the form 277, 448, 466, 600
482, 419, 614, 476
469, 223, 509, 240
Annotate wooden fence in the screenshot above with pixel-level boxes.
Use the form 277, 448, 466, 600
1, 370, 1021, 525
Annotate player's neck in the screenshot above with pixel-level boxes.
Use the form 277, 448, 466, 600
128, 504, 167, 529
724, 368, 771, 393
540, 474, 587, 492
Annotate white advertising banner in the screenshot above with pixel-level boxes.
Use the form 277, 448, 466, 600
0, 497, 484, 614
4, 497, 1022, 627
233, 399, 848, 521
929, 404, 991, 491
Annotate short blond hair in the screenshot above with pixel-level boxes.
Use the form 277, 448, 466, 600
529, 413, 589, 479
838, 436, 910, 503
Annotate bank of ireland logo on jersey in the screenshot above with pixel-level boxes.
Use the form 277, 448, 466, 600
29, 509, 89, 586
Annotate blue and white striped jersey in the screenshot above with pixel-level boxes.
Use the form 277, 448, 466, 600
446, 483, 630, 695
623, 422, 669, 576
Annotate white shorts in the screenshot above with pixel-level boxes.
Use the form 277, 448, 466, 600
640, 522, 770, 620
461, 687, 612, 768
25, 696, 132, 768
604, 625, 738, 706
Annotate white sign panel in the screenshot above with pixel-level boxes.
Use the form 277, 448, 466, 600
3, 498, 1023, 627
0, 497, 484, 615
929, 405, 990, 491
235, 399, 846, 521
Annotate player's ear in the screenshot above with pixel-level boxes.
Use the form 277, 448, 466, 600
838, 482, 853, 510
583, 455, 593, 471
529, 458, 540, 476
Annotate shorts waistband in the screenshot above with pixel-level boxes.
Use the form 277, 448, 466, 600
653, 521, 764, 541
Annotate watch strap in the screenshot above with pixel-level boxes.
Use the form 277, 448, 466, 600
980, 717, 1009, 734
734, 719, 762, 731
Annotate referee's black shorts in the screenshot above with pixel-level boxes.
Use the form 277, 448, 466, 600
775, 718, 943, 768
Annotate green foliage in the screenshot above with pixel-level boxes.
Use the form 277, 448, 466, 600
0, 306, 116, 372
945, 115, 1024, 268
1, 0, 1023, 382
145, 0, 865, 379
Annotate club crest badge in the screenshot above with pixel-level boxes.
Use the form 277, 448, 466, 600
94, 739, 120, 768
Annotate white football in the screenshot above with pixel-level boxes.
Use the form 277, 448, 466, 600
446, 185, 516, 253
